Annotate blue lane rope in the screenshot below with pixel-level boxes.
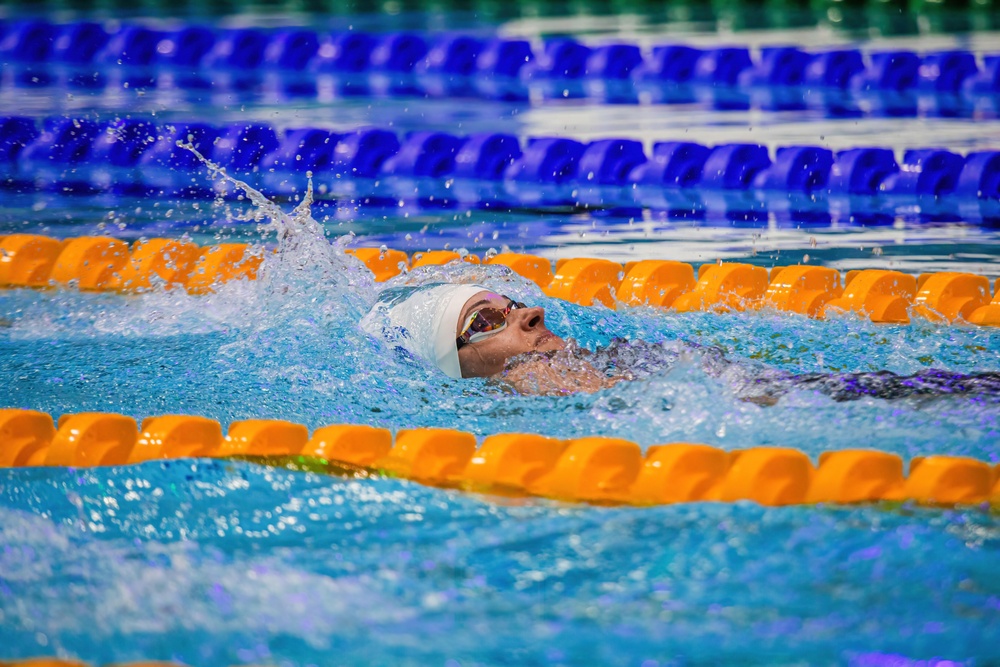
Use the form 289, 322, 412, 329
2, 115, 998, 198
1, 19, 998, 107
3, 115, 1000, 226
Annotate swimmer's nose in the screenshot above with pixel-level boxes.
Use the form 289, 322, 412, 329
514, 306, 546, 330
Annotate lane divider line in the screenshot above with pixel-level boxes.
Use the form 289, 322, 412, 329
2, 20, 998, 106
1, 409, 998, 509
2, 116, 999, 203
2, 234, 998, 326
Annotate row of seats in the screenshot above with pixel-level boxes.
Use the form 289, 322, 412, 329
2, 19, 999, 96
1, 409, 998, 508
2, 233, 999, 326
2, 116, 999, 198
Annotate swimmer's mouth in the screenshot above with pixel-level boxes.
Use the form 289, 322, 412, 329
535, 332, 555, 348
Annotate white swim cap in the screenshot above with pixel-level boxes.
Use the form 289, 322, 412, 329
361, 283, 490, 378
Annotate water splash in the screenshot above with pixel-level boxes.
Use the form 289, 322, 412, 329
179, 139, 375, 310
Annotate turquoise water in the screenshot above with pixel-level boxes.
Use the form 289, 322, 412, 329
2, 460, 999, 666
3, 14, 1000, 666
2, 180, 1000, 665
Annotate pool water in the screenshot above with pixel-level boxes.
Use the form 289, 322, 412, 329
2, 10, 1000, 667
3, 460, 999, 666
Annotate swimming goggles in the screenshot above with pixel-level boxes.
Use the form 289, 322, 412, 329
456, 297, 527, 349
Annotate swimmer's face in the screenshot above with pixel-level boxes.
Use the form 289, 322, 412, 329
456, 291, 565, 378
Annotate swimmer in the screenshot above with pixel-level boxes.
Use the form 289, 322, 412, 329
361, 283, 1000, 402
361, 283, 607, 394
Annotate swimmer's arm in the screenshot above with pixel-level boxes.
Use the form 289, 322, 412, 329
500, 357, 621, 396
